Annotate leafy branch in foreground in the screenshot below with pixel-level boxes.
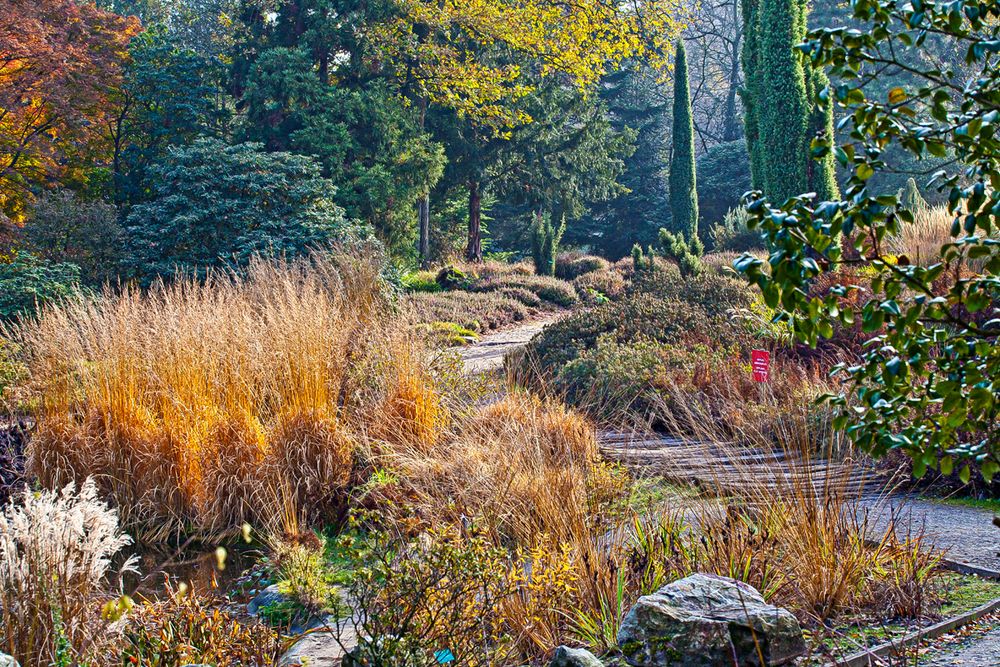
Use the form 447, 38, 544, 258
736, 0, 1000, 480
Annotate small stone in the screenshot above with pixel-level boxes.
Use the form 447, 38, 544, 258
549, 645, 603, 667
0, 653, 18, 667
617, 573, 805, 667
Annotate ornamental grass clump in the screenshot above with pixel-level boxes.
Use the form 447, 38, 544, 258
8, 251, 433, 539
0, 479, 138, 666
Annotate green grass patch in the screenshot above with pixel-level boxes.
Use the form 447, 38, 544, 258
401, 271, 442, 293
932, 495, 1000, 514
805, 572, 1000, 662
419, 321, 480, 347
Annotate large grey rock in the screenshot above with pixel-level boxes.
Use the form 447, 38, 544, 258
0, 653, 18, 667
617, 574, 805, 667
549, 646, 603, 667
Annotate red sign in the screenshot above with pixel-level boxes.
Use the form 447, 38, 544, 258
751, 350, 771, 382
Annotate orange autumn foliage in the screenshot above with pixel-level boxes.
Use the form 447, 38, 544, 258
0, 0, 139, 224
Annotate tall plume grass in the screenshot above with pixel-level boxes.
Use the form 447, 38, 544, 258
0, 479, 137, 665
8, 251, 437, 539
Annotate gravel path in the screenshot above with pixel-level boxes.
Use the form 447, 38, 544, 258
855, 495, 1000, 572
458, 314, 561, 374
920, 618, 1000, 666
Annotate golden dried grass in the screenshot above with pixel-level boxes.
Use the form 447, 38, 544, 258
8, 252, 437, 540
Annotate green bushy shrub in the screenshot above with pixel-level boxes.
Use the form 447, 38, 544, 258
401, 271, 442, 293
628, 270, 756, 318
658, 229, 703, 278
516, 293, 728, 374
555, 253, 610, 280
0, 253, 85, 321
709, 207, 764, 253
435, 266, 471, 290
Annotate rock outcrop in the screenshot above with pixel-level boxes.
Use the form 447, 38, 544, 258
549, 645, 604, 667
617, 573, 805, 666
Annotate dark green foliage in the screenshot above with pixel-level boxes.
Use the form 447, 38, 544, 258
658, 229, 703, 278
22, 190, 124, 285
697, 140, 752, 228
736, 0, 1000, 478
112, 27, 227, 208
491, 82, 635, 257
577, 66, 670, 258
435, 266, 471, 290
518, 292, 725, 373
531, 214, 565, 277
709, 207, 763, 253
628, 269, 755, 318
741, 0, 838, 202
0, 253, 84, 320
238, 46, 444, 257
899, 177, 928, 213
668, 41, 699, 242
124, 138, 362, 281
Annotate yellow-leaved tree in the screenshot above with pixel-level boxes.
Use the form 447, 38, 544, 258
371, 0, 689, 263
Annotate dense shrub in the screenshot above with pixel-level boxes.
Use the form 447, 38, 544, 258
23, 190, 124, 285
408, 290, 532, 332
124, 138, 365, 281
0, 252, 84, 321
401, 270, 441, 293
573, 268, 626, 300
102, 587, 283, 666
516, 293, 729, 374
555, 252, 610, 280
628, 270, 756, 318
709, 207, 765, 253
435, 265, 471, 290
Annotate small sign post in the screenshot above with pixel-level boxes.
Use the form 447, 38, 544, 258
751, 349, 770, 383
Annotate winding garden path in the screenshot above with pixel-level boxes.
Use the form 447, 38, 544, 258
457, 313, 562, 374
461, 322, 999, 564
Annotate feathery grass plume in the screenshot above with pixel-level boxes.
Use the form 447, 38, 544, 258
0, 478, 138, 665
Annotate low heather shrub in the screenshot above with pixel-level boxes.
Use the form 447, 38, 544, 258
555, 253, 610, 280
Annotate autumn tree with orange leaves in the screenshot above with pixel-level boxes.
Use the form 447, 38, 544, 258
0, 0, 139, 226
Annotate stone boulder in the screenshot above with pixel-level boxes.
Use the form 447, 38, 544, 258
617, 574, 804, 667
549, 646, 603, 667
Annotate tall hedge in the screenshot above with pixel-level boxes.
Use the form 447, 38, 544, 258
668, 40, 699, 242
741, 0, 838, 202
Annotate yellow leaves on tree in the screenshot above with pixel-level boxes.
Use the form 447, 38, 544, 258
0, 0, 139, 224
373, 0, 689, 128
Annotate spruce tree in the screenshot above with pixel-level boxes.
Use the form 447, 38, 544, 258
668, 40, 699, 242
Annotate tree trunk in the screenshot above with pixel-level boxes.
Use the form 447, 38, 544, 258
722, 0, 743, 142
465, 179, 482, 262
418, 195, 431, 268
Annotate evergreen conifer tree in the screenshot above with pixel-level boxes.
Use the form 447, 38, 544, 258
668, 41, 699, 242
741, 0, 838, 202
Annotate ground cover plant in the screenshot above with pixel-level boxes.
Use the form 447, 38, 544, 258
404, 257, 593, 337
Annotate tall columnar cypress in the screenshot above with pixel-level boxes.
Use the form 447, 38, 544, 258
740, 0, 765, 191
669, 40, 699, 242
741, 0, 838, 202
